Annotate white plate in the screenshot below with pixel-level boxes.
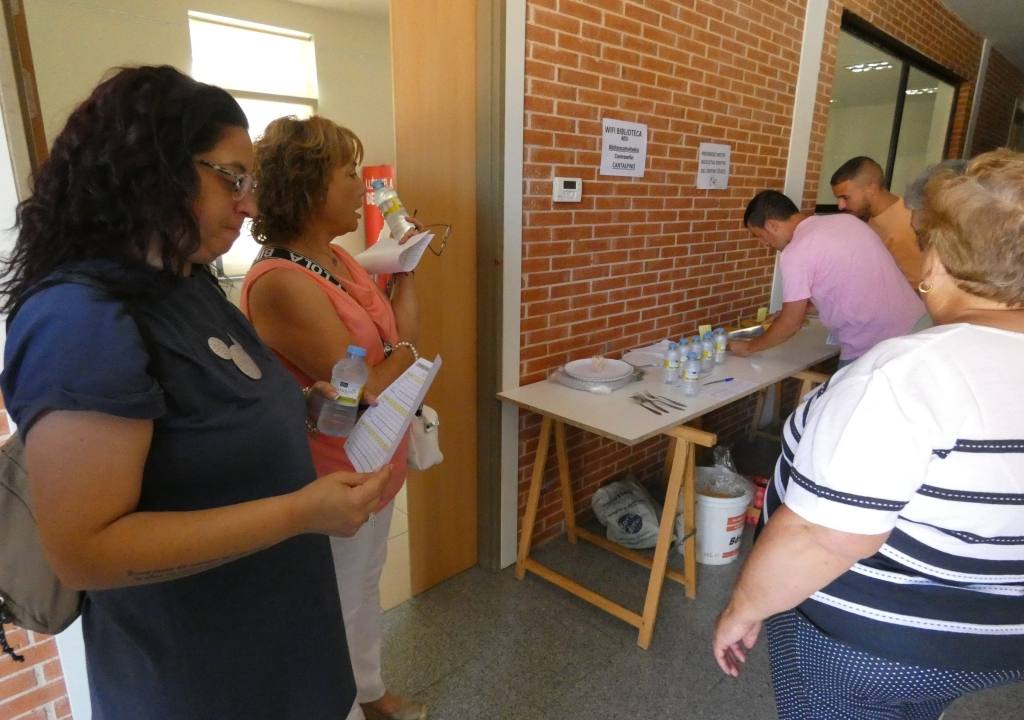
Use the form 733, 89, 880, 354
563, 358, 634, 383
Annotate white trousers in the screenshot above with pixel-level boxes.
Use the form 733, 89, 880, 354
334, 501, 394, 720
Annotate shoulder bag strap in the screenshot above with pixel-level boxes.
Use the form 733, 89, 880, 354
252, 246, 349, 294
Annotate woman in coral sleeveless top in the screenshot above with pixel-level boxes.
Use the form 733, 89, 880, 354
241, 115, 425, 720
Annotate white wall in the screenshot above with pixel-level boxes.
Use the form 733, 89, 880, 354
0, 108, 18, 352
26, 0, 393, 260
25, 0, 395, 185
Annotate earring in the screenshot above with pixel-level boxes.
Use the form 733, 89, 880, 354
918, 280, 933, 294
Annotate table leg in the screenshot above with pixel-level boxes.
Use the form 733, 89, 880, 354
681, 447, 697, 600
637, 437, 691, 648
662, 436, 677, 486
554, 421, 577, 543
793, 369, 830, 398
516, 415, 552, 580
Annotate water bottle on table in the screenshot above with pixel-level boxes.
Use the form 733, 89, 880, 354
682, 348, 701, 397
370, 179, 416, 240
662, 342, 679, 385
713, 327, 728, 364
700, 332, 715, 375
318, 345, 369, 437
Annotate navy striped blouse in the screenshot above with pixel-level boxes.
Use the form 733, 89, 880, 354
763, 324, 1024, 672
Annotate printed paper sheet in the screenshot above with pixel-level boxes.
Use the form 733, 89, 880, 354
344, 355, 442, 472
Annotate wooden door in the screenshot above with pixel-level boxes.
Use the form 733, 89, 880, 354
390, 0, 478, 592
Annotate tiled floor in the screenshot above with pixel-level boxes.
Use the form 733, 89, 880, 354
379, 528, 1024, 719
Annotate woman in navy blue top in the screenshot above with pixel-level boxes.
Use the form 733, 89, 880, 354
0, 66, 389, 719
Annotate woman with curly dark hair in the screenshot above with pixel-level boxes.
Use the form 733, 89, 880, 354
241, 116, 424, 720
1, 66, 388, 719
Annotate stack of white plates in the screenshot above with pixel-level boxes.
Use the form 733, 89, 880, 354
562, 358, 634, 383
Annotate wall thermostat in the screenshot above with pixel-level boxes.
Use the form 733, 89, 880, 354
552, 177, 582, 202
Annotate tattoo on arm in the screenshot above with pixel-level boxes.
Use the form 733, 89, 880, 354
126, 552, 248, 584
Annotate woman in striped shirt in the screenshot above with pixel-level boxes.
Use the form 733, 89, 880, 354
712, 149, 1024, 719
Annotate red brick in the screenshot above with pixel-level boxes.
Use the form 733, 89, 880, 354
530, 78, 578, 101
0, 669, 37, 703
0, 680, 67, 719
532, 8, 580, 35
559, 0, 603, 25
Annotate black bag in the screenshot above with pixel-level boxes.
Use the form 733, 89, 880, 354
0, 268, 153, 661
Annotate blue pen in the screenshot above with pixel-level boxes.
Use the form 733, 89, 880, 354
703, 377, 734, 385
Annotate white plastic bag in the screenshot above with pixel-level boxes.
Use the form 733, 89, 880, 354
591, 476, 662, 549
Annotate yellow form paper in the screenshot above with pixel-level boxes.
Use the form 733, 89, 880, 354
344, 355, 442, 472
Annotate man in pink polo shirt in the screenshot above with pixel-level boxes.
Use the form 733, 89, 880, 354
731, 190, 927, 367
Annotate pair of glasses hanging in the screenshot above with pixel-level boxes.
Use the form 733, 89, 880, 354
418, 223, 451, 257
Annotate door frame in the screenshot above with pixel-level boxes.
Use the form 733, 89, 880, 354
487, 0, 526, 570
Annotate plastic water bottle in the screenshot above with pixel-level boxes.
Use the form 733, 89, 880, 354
682, 351, 701, 397
370, 180, 416, 241
676, 339, 689, 380
662, 342, 679, 385
317, 345, 369, 437
700, 332, 715, 375
713, 327, 728, 364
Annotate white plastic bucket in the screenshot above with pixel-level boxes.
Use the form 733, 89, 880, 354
695, 488, 752, 565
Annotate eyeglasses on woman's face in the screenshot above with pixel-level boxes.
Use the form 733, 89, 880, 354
196, 159, 257, 201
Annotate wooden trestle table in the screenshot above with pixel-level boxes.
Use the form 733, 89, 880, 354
498, 321, 837, 649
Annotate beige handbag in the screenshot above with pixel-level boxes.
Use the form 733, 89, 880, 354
407, 405, 443, 470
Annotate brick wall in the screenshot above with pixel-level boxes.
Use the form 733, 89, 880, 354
518, 0, 811, 544
802, 0, 982, 206
972, 49, 1024, 155
0, 628, 71, 720
517, 0, 986, 547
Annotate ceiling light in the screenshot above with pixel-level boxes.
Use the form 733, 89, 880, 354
844, 61, 893, 73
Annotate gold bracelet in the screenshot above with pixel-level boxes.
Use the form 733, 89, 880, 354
393, 340, 419, 362
301, 386, 319, 435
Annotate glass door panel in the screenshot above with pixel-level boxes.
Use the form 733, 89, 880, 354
890, 67, 955, 196
817, 33, 902, 204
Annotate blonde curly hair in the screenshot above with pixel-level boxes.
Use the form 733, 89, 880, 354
918, 149, 1024, 307
251, 115, 363, 244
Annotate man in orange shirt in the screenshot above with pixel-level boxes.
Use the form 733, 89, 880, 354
830, 156, 922, 287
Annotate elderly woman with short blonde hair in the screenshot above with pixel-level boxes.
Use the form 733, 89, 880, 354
713, 149, 1024, 720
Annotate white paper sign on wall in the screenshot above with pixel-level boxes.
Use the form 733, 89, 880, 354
697, 142, 731, 189
600, 118, 647, 178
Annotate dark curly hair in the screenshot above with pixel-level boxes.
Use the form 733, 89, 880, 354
1, 65, 247, 312
250, 115, 363, 244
